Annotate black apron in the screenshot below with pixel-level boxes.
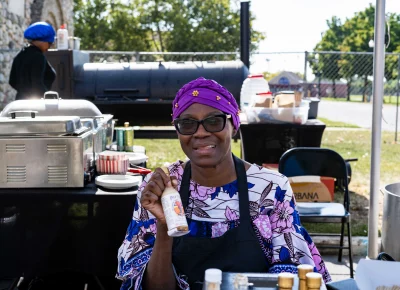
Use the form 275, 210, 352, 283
172, 155, 268, 290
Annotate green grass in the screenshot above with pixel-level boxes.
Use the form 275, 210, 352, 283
324, 95, 399, 104
318, 117, 360, 128
134, 130, 399, 236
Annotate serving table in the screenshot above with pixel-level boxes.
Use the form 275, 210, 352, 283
0, 177, 140, 288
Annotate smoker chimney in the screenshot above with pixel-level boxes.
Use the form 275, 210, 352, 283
240, 0, 250, 69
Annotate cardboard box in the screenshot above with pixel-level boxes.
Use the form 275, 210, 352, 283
261, 165, 336, 202
274, 93, 295, 108
288, 175, 335, 202
254, 96, 273, 108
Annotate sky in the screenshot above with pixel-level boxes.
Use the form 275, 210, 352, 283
249, 0, 400, 76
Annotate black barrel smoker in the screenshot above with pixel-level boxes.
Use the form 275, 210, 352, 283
45, 50, 249, 126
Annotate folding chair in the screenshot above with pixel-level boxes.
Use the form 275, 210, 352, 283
278, 147, 354, 278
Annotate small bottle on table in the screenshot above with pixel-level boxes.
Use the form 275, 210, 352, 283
306, 272, 322, 290
278, 273, 295, 290
298, 264, 314, 290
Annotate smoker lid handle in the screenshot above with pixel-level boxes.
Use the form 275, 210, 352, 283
43, 91, 61, 100
9, 110, 39, 119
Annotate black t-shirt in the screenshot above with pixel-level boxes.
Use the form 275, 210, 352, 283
9, 45, 56, 100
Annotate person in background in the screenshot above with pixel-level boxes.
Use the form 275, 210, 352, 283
116, 77, 331, 290
9, 21, 56, 100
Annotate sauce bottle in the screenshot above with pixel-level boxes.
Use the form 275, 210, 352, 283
298, 264, 314, 290
306, 272, 322, 290
57, 24, 69, 50
123, 122, 134, 152
161, 167, 190, 237
278, 273, 294, 290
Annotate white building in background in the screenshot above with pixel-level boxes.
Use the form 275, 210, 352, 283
0, 0, 73, 107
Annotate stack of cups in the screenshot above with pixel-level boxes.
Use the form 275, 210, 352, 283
97, 152, 128, 175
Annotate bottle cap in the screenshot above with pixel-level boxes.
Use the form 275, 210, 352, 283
278, 273, 294, 288
306, 272, 322, 288
124, 122, 130, 127
298, 264, 314, 279
204, 268, 222, 283
161, 166, 170, 177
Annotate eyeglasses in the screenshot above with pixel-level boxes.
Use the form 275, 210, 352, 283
173, 114, 231, 135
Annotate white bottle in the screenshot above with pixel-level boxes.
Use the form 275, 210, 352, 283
240, 74, 270, 110
202, 268, 222, 290
160, 167, 190, 237
57, 24, 69, 50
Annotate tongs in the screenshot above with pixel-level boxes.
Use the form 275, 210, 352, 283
128, 165, 152, 175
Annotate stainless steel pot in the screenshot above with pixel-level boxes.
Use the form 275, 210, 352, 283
382, 182, 400, 260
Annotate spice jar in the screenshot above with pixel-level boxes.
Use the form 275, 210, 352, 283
306, 272, 322, 290
278, 273, 294, 290
298, 264, 314, 290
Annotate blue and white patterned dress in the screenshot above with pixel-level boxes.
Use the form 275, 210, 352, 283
116, 161, 331, 289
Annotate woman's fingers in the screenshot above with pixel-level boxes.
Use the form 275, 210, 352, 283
146, 180, 163, 197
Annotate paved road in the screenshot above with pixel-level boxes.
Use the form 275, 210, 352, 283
318, 100, 400, 132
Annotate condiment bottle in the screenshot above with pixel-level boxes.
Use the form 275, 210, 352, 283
123, 122, 134, 152
57, 24, 69, 50
306, 272, 322, 290
202, 268, 222, 290
160, 167, 190, 237
278, 273, 294, 290
298, 264, 314, 290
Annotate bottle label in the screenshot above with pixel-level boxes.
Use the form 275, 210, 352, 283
161, 193, 188, 232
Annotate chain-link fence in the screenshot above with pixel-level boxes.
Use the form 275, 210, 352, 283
252, 51, 400, 105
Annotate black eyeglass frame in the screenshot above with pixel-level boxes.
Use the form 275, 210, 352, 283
173, 114, 231, 135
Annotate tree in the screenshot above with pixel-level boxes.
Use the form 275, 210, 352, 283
311, 17, 346, 98
73, 0, 113, 50
73, 0, 152, 51
73, 0, 265, 58
312, 5, 400, 101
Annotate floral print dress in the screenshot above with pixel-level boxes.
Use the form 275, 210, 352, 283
116, 161, 331, 289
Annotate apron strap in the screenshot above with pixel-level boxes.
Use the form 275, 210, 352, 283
233, 155, 251, 225
180, 161, 191, 210
180, 155, 251, 225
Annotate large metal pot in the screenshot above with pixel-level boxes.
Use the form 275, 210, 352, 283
382, 182, 400, 260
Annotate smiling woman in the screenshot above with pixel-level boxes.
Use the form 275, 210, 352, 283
116, 77, 331, 290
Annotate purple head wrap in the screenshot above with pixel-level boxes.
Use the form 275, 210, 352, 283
172, 77, 240, 130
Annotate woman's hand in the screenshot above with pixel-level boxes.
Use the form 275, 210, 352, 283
140, 168, 178, 225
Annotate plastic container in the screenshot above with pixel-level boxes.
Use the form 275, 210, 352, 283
57, 24, 69, 50
251, 91, 273, 107
244, 103, 309, 125
240, 74, 270, 109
